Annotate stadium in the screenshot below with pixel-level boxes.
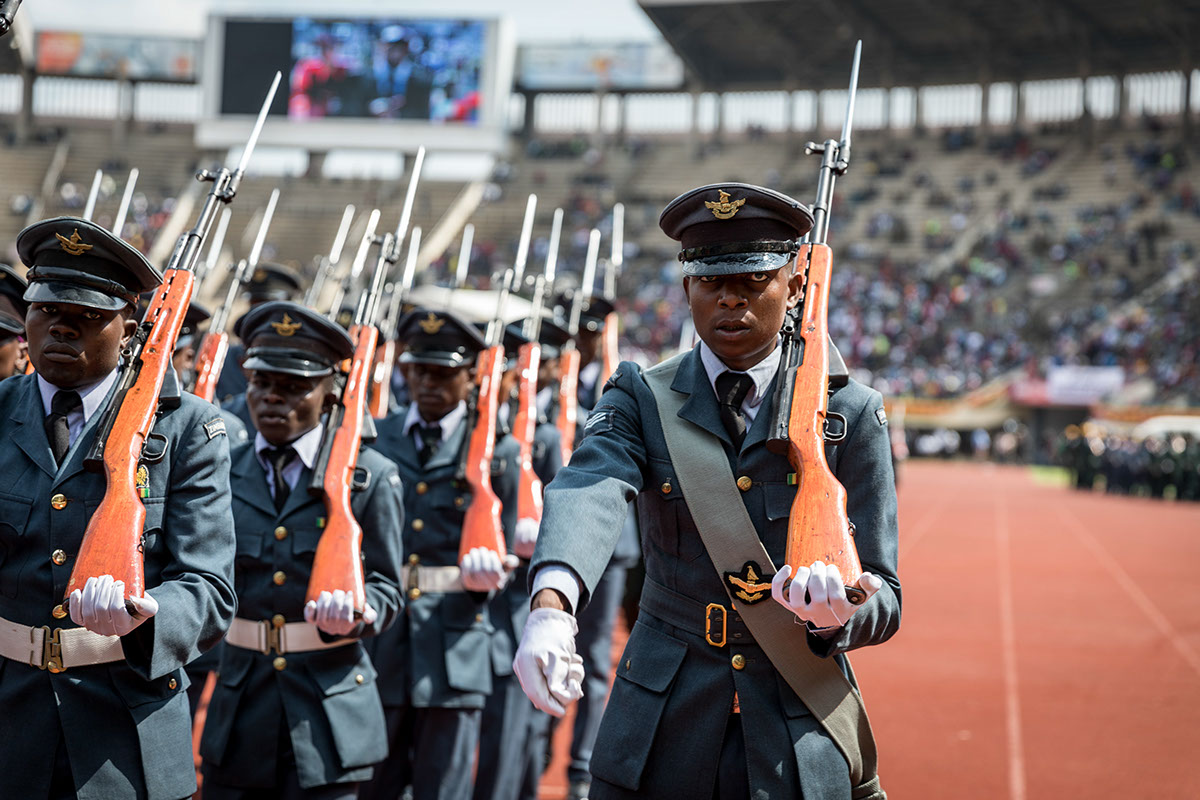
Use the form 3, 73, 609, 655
1, 1, 1198, 799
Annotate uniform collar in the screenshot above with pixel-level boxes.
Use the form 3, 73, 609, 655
254, 422, 324, 470
402, 400, 467, 440
37, 369, 119, 423
697, 337, 781, 411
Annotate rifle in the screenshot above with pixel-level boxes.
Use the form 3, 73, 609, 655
112, 168, 139, 235
0, 0, 22, 37
82, 170, 103, 222
765, 41, 867, 604
193, 207, 232, 297
304, 204, 356, 308
599, 202, 623, 386
192, 188, 280, 402
556, 227, 600, 464
366, 147, 426, 418
63, 72, 281, 614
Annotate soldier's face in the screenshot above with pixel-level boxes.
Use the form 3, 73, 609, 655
26, 301, 137, 389
538, 355, 560, 390
246, 370, 334, 445
576, 328, 601, 365
0, 336, 25, 379
683, 265, 802, 371
408, 362, 473, 421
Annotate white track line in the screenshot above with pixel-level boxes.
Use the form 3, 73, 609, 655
1056, 505, 1200, 680
995, 492, 1027, 800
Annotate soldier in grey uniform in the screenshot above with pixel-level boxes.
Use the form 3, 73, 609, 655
360, 308, 522, 800
515, 184, 901, 799
0, 217, 237, 800
199, 301, 405, 799
0, 263, 29, 379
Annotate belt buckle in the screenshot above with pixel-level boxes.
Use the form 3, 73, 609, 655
705, 603, 727, 648
263, 620, 282, 655
33, 626, 65, 673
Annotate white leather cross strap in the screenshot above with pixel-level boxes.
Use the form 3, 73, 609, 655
225, 617, 347, 655
401, 564, 464, 594
0, 614, 123, 672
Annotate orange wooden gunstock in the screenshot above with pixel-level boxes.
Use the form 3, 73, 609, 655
191, 330, 228, 403
782, 245, 865, 602
513, 341, 544, 527
457, 344, 506, 560
367, 338, 395, 419
600, 310, 619, 386
556, 348, 580, 465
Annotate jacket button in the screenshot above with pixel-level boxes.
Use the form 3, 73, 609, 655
408, 553, 420, 565
272, 614, 286, 629
355, 673, 365, 684
415, 482, 428, 495
732, 654, 746, 670
273, 657, 287, 671
50, 549, 67, 565
660, 482, 671, 494
475, 613, 484, 623
50, 494, 68, 510
274, 526, 287, 540
273, 571, 286, 586
52, 604, 67, 620
408, 587, 422, 600
736, 476, 753, 492
168, 678, 177, 690
454, 497, 465, 509
412, 519, 425, 532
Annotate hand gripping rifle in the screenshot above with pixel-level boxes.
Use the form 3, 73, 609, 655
556, 228, 601, 465
599, 203, 623, 386
766, 41, 867, 604
63, 72, 281, 614
192, 188, 280, 402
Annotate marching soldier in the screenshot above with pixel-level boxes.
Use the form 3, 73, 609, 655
215, 261, 304, 409
0, 217, 237, 800
0, 263, 29, 379
515, 185, 901, 799
199, 301, 405, 799
359, 308, 521, 800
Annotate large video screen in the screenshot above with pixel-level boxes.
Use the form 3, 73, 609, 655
218, 17, 486, 124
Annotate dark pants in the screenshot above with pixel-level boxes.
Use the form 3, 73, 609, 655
568, 563, 627, 784
473, 672, 533, 800
202, 721, 360, 800
358, 706, 481, 800
518, 709, 550, 800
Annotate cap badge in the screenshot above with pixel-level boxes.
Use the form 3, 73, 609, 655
418, 312, 444, 334
56, 229, 94, 256
704, 189, 745, 220
253, 269, 266, 283
270, 313, 302, 336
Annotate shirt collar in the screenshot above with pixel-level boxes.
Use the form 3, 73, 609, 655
254, 422, 325, 470
698, 337, 781, 409
403, 400, 468, 440
37, 370, 120, 423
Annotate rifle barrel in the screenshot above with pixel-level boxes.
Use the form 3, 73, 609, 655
82, 170, 103, 222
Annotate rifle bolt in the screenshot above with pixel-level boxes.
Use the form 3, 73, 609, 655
272, 571, 287, 586
51, 550, 67, 566
51, 494, 68, 510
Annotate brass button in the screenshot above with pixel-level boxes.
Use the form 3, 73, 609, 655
50, 494, 67, 510
272, 614, 286, 629
168, 678, 177, 690
51, 604, 67, 620
274, 526, 288, 541
475, 613, 484, 623
50, 549, 67, 566
412, 519, 424, 532
454, 497, 465, 509
736, 476, 753, 492
272, 571, 286, 586
625, 659, 631, 670
408, 587, 422, 600
273, 657, 287, 671
408, 553, 420, 565
660, 482, 672, 494
415, 481, 428, 495
732, 654, 746, 670
355, 673, 365, 685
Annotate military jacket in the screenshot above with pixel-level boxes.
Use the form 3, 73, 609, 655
531, 349, 901, 799
0, 373, 237, 800
214, 342, 248, 406
365, 405, 520, 710
200, 440, 404, 789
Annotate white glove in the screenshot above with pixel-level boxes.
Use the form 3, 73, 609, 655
771, 561, 883, 630
69, 574, 158, 637
513, 607, 585, 717
459, 547, 520, 592
304, 589, 377, 637
513, 517, 540, 559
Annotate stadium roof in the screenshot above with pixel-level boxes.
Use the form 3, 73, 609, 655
638, 0, 1200, 91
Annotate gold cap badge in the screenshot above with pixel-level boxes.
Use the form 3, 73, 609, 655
270, 313, 302, 336
418, 312, 444, 334
704, 189, 745, 220
253, 269, 267, 283
724, 561, 772, 604
56, 229, 94, 256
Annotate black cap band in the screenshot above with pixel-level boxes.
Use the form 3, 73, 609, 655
678, 239, 799, 263
27, 265, 140, 306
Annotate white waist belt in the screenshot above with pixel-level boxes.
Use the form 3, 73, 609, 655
402, 564, 464, 594
226, 617, 348, 655
0, 614, 123, 672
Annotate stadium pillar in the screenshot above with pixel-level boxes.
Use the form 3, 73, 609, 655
15, 66, 33, 145
1115, 74, 1127, 129
1013, 81, 1025, 132
522, 91, 537, 140
613, 93, 627, 147
914, 88, 925, 137
1182, 61, 1194, 148
980, 82, 991, 137
712, 92, 724, 146
688, 89, 701, 158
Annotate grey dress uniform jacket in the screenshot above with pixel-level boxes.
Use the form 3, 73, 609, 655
0, 372, 237, 800
366, 405, 520, 710
531, 348, 901, 799
200, 441, 405, 789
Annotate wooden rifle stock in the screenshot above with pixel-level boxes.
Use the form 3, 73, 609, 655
556, 348, 580, 465
513, 341, 544, 528
367, 339, 395, 419
600, 311, 619, 386
191, 331, 228, 402
777, 244, 865, 602
457, 344, 507, 560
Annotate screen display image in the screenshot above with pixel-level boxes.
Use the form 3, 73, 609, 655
288, 18, 485, 123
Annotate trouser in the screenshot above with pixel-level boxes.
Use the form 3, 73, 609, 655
202, 720, 360, 800
517, 709, 550, 800
358, 706, 481, 800
473, 671, 533, 800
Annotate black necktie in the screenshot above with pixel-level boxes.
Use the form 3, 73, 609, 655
45, 390, 82, 466
415, 423, 441, 466
715, 371, 754, 451
264, 446, 296, 511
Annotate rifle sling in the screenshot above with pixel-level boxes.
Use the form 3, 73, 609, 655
642, 353, 883, 800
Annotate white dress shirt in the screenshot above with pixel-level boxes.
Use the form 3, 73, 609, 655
402, 400, 467, 452
254, 423, 325, 498
38, 370, 120, 450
